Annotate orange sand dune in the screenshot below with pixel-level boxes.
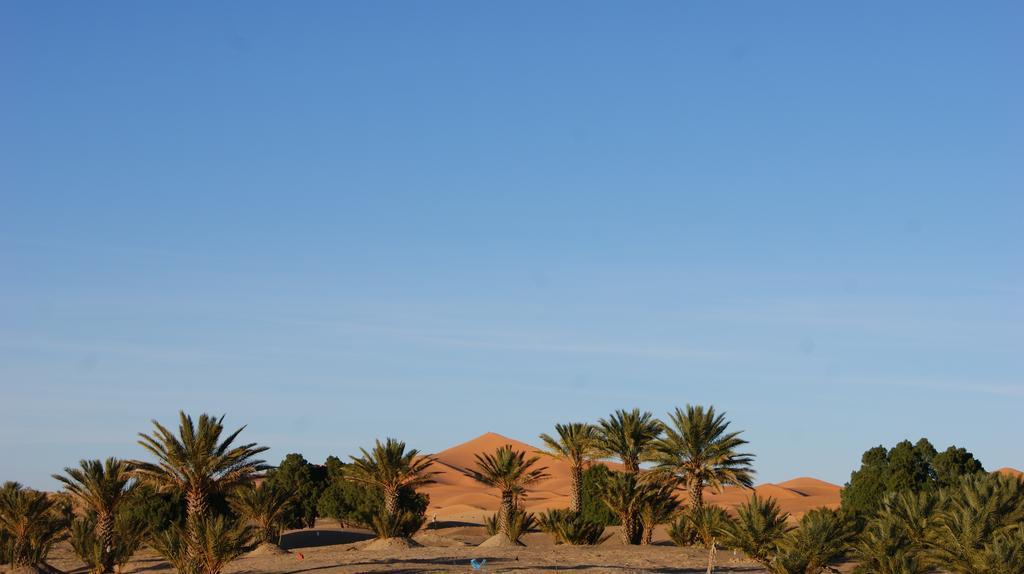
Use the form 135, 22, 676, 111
422, 432, 842, 522
996, 467, 1023, 479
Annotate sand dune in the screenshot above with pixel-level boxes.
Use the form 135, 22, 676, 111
422, 432, 842, 521
996, 467, 1023, 479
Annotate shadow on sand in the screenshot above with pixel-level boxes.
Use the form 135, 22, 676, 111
280, 529, 374, 550
285, 555, 765, 574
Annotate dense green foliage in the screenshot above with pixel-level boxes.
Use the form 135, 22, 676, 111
0, 481, 67, 567
345, 439, 437, 523
151, 515, 254, 574
120, 486, 186, 533
720, 471, 1023, 574
483, 508, 536, 542
668, 504, 732, 548
262, 453, 327, 529
228, 483, 294, 545
537, 509, 608, 545
722, 499, 854, 574
69, 514, 147, 574
842, 438, 985, 516
579, 464, 617, 525
316, 461, 429, 533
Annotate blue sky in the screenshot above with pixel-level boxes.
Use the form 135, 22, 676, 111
1, 2, 1021, 489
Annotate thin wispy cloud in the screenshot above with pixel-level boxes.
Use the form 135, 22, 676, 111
265, 317, 729, 359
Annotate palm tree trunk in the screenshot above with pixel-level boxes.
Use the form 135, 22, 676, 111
186, 485, 209, 559
689, 482, 704, 509
97, 510, 116, 573
619, 510, 641, 545
641, 523, 653, 545
569, 465, 583, 514
500, 491, 515, 541
11, 531, 29, 567
383, 488, 400, 518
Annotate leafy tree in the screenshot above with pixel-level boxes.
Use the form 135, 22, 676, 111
579, 464, 616, 526
119, 486, 185, 534
650, 405, 755, 508
842, 438, 984, 516
464, 445, 549, 541
263, 453, 327, 528
346, 439, 437, 520
54, 458, 137, 573
932, 446, 985, 489
317, 469, 427, 532
538, 422, 601, 514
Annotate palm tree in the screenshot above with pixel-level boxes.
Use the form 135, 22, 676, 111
465, 445, 550, 541
719, 493, 791, 566
0, 482, 67, 569
538, 423, 601, 514
854, 516, 929, 574
637, 478, 681, 545
53, 458, 136, 573
151, 516, 253, 574
927, 473, 1024, 572
770, 508, 853, 574
596, 409, 661, 474
600, 472, 646, 545
131, 412, 269, 546
346, 438, 438, 519
229, 483, 294, 547
650, 405, 755, 508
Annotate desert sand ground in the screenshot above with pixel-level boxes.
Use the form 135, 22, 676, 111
39, 521, 861, 574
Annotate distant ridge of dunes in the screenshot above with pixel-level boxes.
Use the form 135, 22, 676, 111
421, 432, 843, 522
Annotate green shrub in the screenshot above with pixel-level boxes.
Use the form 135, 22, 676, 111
69, 514, 147, 574
538, 509, 607, 545
769, 508, 853, 574
0, 482, 67, 568
926, 473, 1024, 572
719, 494, 791, 565
669, 504, 732, 548
580, 465, 617, 526
369, 510, 426, 539
484, 508, 536, 542
150, 516, 253, 574
317, 471, 428, 533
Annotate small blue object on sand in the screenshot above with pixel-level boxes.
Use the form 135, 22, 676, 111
470, 558, 487, 570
